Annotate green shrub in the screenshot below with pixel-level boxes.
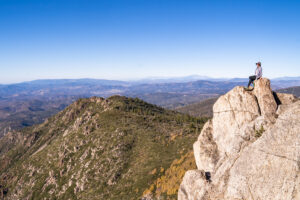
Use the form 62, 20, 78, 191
255, 125, 265, 138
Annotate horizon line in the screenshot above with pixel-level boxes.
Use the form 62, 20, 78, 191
1, 75, 300, 85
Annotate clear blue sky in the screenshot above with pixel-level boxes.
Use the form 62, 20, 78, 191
0, 0, 299, 83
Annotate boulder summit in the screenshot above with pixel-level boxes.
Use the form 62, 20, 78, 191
179, 78, 300, 200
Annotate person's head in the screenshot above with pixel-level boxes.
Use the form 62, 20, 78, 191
256, 62, 261, 67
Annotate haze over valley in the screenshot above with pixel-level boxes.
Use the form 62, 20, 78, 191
0, 77, 299, 138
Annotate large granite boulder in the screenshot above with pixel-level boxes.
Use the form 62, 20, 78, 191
212, 86, 260, 156
179, 78, 300, 200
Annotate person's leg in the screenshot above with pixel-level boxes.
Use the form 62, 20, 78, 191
248, 76, 256, 87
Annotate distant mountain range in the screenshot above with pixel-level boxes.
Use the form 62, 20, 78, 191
129, 75, 300, 84
272, 76, 300, 81
0, 77, 299, 138
276, 86, 300, 97
3, 75, 299, 85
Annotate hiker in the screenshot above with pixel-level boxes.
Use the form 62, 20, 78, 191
247, 62, 262, 88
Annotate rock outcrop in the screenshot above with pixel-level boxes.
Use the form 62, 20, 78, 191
253, 78, 278, 116
179, 78, 300, 200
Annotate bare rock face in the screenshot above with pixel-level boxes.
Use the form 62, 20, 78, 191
193, 120, 218, 172
212, 86, 260, 156
225, 101, 300, 200
179, 78, 300, 200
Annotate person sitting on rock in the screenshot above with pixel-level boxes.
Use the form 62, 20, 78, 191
247, 61, 262, 89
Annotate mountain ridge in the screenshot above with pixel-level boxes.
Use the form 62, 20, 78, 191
0, 95, 207, 199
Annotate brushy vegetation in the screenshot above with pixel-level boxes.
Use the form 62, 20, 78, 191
143, 151, 196, 199
255, 125, 265, 138
0, 96, 208, 199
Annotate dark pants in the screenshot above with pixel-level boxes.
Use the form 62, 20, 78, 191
248, 75, 256, 87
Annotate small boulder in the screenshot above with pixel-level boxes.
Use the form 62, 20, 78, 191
178, 170, 211, 200
274, 92, 297, 105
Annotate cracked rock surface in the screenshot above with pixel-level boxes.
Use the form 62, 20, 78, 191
179, 78, 300, 200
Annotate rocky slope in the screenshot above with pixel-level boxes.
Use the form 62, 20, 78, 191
0, 96, 207, 199
179, 78, 300, 200
277, 86, 300, 97
175, 97, 219, 118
